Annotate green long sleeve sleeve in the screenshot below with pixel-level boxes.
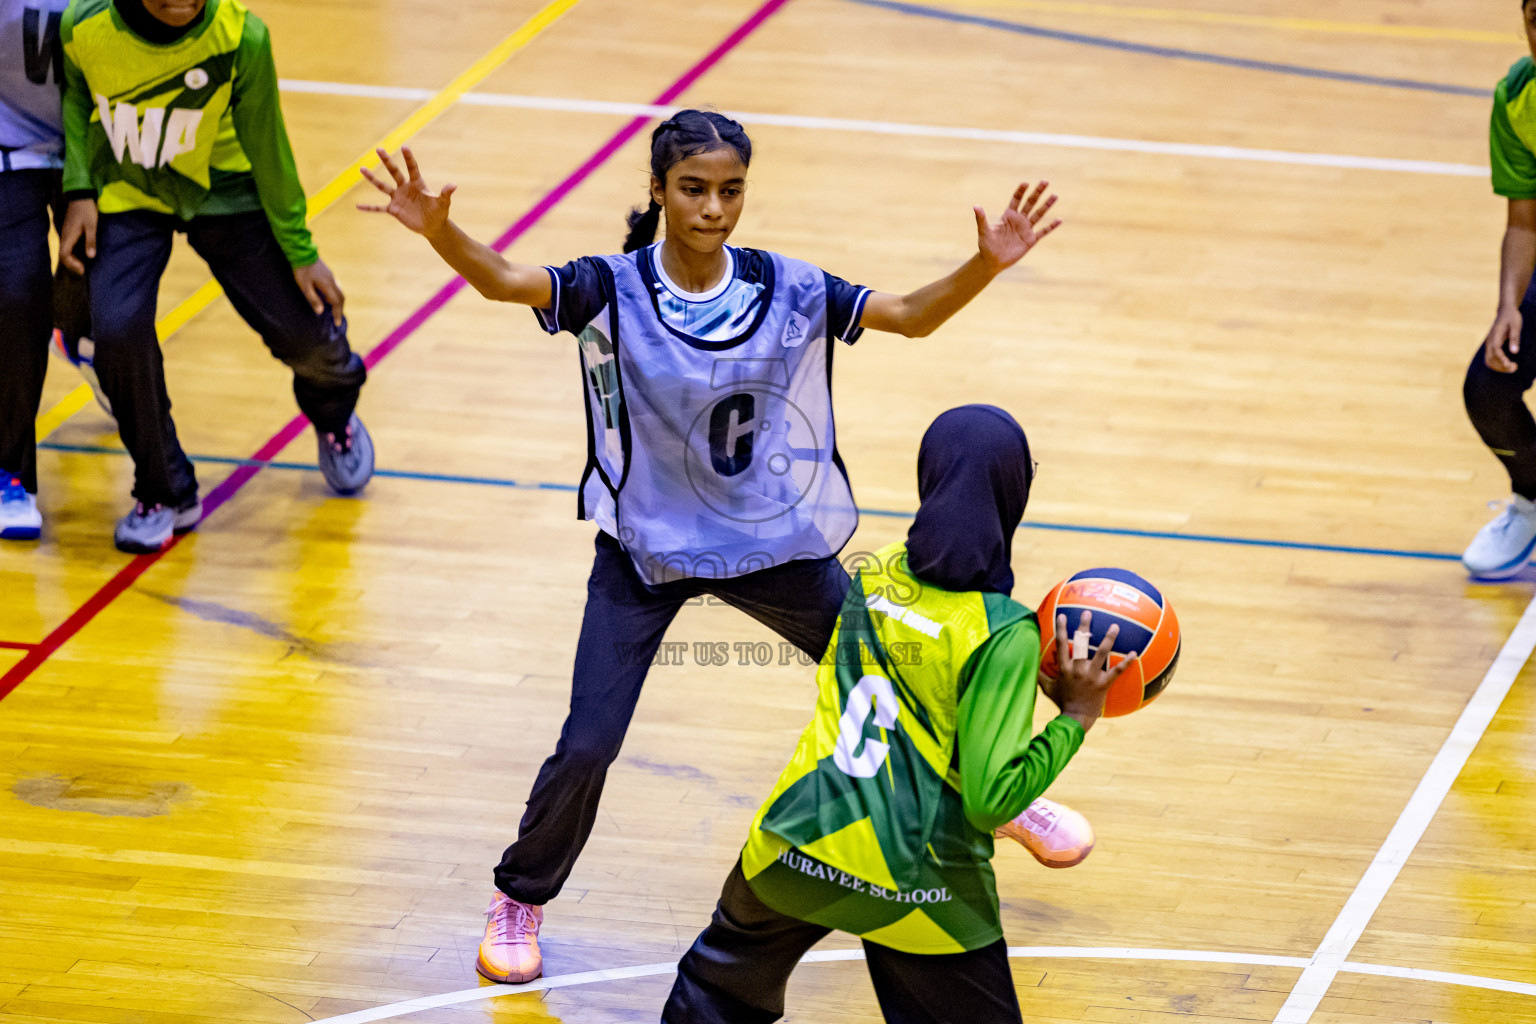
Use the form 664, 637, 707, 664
229, 18, 315, 266
59, 40, 94, 196
956, 619, 1085, 833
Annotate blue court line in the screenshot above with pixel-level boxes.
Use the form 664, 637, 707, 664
845, 0, 1490, 98
40, 440, 1461, 563
38, 442, 582, 493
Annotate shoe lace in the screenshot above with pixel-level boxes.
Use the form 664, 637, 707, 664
325, 425, 354, 455
133, 502, 165, 518
1022, 801, 1060, 833
1, 477, 24, 502
486, 896, 534, 945
1490, 501, 1528, 538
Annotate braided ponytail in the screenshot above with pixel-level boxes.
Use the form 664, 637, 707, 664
620, 110, 753, 251
622, 197, 663, 254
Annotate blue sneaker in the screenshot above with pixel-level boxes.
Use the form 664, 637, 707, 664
0, 477, 41, 540
50, 329, 113, 417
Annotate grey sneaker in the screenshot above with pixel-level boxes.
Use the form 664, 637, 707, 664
113, 497, 202, 554
317, 414, 374, 495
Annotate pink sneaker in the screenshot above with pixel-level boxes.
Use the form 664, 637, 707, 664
477, 892, 544, 983
995, 797, 1095, 868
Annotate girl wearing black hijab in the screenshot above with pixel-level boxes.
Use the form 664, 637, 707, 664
662, 405, 1135, 1024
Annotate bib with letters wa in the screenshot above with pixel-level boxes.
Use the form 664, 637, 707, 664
64, 0, 248, 217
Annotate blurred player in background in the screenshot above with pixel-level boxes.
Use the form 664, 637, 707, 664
1463, 0, 1536, 578
57, 0, 373, 555
0, 0, 93, 541
663, 405, 1132, 1024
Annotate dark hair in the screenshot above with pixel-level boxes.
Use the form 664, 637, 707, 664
622, 109, 752, 253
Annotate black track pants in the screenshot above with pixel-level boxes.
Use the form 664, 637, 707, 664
493, 532, 851, 906
87, 209, 365, 506
0, 170, 55, 494
1465, 276, 1536, 499
662, 861, 1024, 1024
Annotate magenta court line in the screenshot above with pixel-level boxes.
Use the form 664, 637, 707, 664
0, 0, 795, 702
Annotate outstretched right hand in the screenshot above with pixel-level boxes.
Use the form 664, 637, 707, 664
358, 145, 456, 238
1050, 611, 1138, 732
1485, 306, 1523, 373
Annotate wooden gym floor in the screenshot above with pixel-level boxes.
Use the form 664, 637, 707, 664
3, 0, 1535, 1021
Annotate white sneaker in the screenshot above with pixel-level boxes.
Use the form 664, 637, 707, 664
50, 329, 113, 417
1463, 496, 1536, 579
0, 476, 41, 540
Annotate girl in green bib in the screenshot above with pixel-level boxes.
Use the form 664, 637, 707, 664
55, 0, 374, 553
662, 405, 1135, 1024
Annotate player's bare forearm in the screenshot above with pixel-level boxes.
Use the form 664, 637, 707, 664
360, 146, 550, 306
423, 220, 551, 306
1482, 207, 1536, 371
1498, 211, 1536, 312
859, 253, 997, 338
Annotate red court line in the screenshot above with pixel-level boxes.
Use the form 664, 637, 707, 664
0, 0, 792, 705
0, 641, 39, 652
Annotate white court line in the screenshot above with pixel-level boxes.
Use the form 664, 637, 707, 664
278, 79, 1487, 177
305, 947, 1536, 1024
1272, 592, 1536, 1023
1339, 961, 1536, 999
1002, 946, 1306, 968
307, 961, 679, 1024
279, 80, 437, 102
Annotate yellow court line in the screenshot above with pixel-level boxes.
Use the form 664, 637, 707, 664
941, 0, 1520, 45
35, 0, 583, 442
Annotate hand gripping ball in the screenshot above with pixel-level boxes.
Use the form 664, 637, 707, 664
1037, 568, 1180, 717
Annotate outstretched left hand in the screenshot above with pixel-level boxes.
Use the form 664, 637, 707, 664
974, 181, 1061, 275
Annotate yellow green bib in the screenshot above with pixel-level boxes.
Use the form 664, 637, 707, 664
64, 0, 248, 215
741, 541, 1030, 953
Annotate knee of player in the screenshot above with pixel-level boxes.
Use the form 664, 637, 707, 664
285, 347, 363, 385
1465, 357, 1520, 411
88, 306, 160, 348
557, 731, 626, 770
